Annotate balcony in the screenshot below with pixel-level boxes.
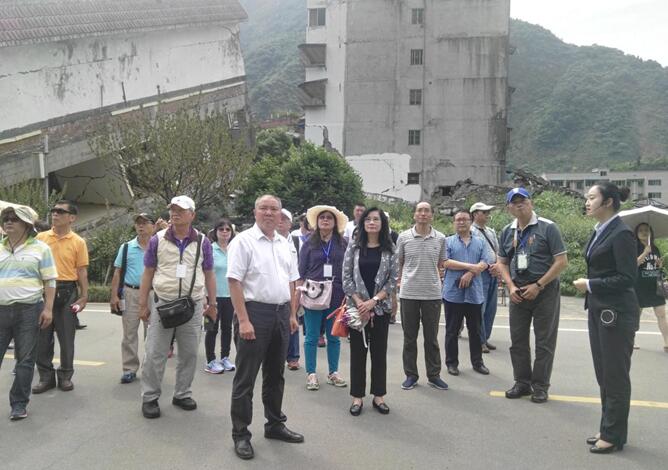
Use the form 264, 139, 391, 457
298, 43, 326, 67
298, 79, 327, 108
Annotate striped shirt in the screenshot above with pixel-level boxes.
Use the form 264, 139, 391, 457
396, 226, 447, 300
0, 237, 58, 305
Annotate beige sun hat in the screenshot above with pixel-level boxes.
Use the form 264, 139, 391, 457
306, 205, 349, 234
1, 204, 39, 231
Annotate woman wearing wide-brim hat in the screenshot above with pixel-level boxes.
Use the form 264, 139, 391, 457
298, 205, 349, 391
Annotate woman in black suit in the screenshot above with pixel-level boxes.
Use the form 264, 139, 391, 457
573, 182, 639, 454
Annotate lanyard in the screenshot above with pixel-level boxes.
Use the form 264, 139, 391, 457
321, 239, 332, 263
513, 227, 531, 251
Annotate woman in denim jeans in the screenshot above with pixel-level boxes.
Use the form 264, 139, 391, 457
297, 205, 349, 391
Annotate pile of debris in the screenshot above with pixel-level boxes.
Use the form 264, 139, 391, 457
431, 169, 584, 215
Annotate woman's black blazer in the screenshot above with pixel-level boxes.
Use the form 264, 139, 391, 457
584, 216, 639, 328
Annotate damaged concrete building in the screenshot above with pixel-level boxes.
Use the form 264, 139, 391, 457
0, 0, 249, 223
299, 0, 511, 202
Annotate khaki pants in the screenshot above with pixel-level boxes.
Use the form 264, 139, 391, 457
121, 288, 148, 374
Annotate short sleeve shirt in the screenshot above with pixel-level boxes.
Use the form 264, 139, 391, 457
212, 243, 230, 298
36, 229, 89, 281
396, 226, 447, 300
0, 237, 58, 305
498, 212, 567, 284
113, 237, 146, 287
442, 234, 494, 304
226, 224, 299, 304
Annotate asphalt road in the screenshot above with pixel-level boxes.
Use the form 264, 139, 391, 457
1, 299, 667, 470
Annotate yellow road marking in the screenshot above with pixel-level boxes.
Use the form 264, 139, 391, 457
489, 391, 668, 409
4, 354, 104, 367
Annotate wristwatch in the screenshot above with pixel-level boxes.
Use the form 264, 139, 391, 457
535, 280, 544, 290
372, 296, 381, 303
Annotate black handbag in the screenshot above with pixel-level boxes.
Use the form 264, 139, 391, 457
156, 234, 202, 328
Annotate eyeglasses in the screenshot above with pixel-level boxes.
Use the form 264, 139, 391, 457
50, 208, 71, 215
217, 227, 232, 232
1, 216, 20, 223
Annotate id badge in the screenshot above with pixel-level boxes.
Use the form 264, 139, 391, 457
323, 264, 333, 278
176, 264, 187, 278
517, 253, 529, 271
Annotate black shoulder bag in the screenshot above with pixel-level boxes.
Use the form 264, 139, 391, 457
111, 242, 129, 316
156, 234, 203, 329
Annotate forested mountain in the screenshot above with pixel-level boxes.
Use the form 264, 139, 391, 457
239, 1, 668, 171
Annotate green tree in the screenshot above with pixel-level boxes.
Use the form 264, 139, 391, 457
0, 179, 64, 220
256, 128, 294, 160
237, 142, 364, 217
91, 108, 253, 211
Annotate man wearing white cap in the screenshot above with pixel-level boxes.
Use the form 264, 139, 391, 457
0, 205, 57, 420
277, 208, 301, 370
138, 195, 217, 419
470, 202, 500, 353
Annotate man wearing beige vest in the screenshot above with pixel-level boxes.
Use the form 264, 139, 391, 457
138, 196, 217, 419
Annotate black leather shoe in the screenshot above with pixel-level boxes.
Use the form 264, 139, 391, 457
58, 379, 74, 391
473, 364, 490, 375
531, 389, 548, 403
349, 402, 363, 416
486, 342, 497, 350
481, 344, 490, 353
586, 436, 600, 445
264, 425, 304, 443
590, 442, 622, 454
32, 381, 56, 394
75, 323, 87, 330
447, 365, 459, 376
142, 400, 160, 419
372, 400, 390, 415
172, 397, 197, 410
505, 383, 532, 399
234, 439, 254, 460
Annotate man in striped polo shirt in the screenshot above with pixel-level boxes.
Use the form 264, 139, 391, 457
0, 205, 57, 420
396, 202, 449, 391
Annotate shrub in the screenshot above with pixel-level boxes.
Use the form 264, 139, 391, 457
88, 284, 112, 303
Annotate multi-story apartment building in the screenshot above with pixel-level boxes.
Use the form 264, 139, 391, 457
299, 0, 511, 202
542, 169, 668, 206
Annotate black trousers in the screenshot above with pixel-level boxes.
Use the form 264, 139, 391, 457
231, 302, 290, 442
400, 299, 442, 380
444, 301, 483, 368
509, 280, 560, 391
588, 310, 635, 447
349, 314, 389, 398
37, 284, 77, 382
205, 297, 234, 362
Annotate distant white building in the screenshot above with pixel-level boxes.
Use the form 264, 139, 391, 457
0, 0, 249, 212
299, 0, 511, 202
542, 169, 668, 205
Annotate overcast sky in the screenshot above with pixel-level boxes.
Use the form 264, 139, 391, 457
511, 0, 667, 66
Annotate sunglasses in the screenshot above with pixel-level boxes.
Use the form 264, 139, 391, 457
217, 227, 232, 232
50, 208, 72, 215
1, 216, 20, 223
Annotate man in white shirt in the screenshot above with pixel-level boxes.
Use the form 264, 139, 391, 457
343, 202, 366, 240
227, 195, 303, 460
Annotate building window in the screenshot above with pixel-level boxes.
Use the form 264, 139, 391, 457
576, 181, 584, 190
408, 130, 421, 145
612, 180, 625, 186
411, 8, 424, 25
409, 89, 422, 105
407, 173, 420, 184
410, 49, 423, 65
600, 171, 607, 176
649, 192, 662, 199
440, 186, 455, 197
648, 179, 662, 186
550, 180, 563, 187
308, 8, 326, 27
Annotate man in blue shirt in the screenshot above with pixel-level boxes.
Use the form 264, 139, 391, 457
110, 214, 156, 384
442, 210, 493, 376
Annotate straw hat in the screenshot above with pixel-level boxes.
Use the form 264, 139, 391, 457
306, 205, 348, 234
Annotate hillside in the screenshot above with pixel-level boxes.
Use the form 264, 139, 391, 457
238, 1, 668, 171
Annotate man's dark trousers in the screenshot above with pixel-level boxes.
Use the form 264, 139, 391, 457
509, 280, 560, 391
444, 301, 483, 367
231, 302, 290, 442
400, 299, 442, 380
37, 283, 77, 383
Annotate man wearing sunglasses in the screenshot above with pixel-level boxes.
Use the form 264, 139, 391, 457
33, 200, 89, 394
0, 205, 57, 420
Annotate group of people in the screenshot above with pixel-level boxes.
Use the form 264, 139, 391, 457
1, 182, 667, 460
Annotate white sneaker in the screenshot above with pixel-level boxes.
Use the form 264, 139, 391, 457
306, 373, 319, 391
204, 359, 224, 374
219, 357, 235, 371
327, 372, 347, 387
